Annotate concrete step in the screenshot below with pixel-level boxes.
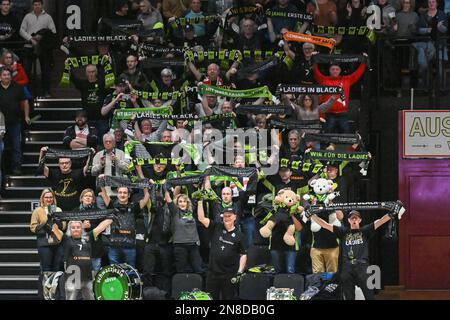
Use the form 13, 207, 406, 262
24, 140, 63, 153
0, 224, 33, 237
34, 98, 81, 108
4, 175, 50, 188
0, 249, 39, 263
0, 199, 40, 211
20, 163, 58, 175
29, 120, 73, 131
25, 131, 65, 142
33, 107, 81, 121
0, 289, 38, 300
3, 187, 48, 199
0, 261, 40, 275
0, 236, 36, 249
0, 275, 39, 290
0, 211, 32, 223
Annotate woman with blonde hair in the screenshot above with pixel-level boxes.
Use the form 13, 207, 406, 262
30, 188, 65, 272
164, 190, 203, 273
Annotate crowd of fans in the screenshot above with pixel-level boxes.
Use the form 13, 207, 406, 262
0, 0, 430, 300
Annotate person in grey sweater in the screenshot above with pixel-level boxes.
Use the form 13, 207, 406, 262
283, 94, 337, 133
164, 189, 203, 273
396, 0, 419, 37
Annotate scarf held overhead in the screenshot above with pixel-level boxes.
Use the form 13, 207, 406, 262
283, 32, 336, 50
304, 201, 406, 218
61, 55, 115, 88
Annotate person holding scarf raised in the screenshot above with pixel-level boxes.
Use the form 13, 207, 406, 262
313, 52, 367, 134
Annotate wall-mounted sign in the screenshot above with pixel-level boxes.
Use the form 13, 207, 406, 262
403, 110, 450, 158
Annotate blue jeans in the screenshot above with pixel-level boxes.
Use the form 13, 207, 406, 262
91, 258, 102, 272
270, 250, 296, 274
325, 113, 350, 134
412, 41, 436, 78
108, 246, 136, 267
4, 122, 22, 169
38, 245, 64, 272
240, 216, 255, 248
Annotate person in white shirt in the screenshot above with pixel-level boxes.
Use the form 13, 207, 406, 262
19, 0, 56, 97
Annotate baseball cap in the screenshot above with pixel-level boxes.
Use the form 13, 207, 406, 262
348, 210, 361, 219
184, 24, 193, 32
115, 77, 127, 86
222, 207, 236, 216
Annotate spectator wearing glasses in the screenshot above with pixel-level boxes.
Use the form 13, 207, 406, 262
39, 146, 92, 211
283, 42, 316, 85
30, 188, 65, 272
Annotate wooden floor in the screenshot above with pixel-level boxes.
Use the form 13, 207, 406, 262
376, 286, 450, 300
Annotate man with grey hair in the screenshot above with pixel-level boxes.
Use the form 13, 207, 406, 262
283, 40, 316, 85
153, 68, 179, 92
91, 132, 130, 209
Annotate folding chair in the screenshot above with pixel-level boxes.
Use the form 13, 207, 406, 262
171, 273, 203, 299
239, 273, 272, 300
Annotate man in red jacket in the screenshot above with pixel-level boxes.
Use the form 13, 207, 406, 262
314, 54, 367, 133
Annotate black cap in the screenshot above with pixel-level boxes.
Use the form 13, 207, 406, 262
222, 207, 236, 215
184, 24, 193, 31
114, 77, 127, 86
348, 210, 361, 219
327, 161, 339, 169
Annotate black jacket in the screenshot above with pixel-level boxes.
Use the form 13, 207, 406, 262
62, 125, 98, 149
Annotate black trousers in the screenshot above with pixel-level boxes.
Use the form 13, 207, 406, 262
206, 272, 236, 300
22, 47, 52, 95
173, 244, 203, 274
143, 243, 172, 293
341, 263, 375, 300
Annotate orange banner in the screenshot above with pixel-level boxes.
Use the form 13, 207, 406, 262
283, 32, 336, 50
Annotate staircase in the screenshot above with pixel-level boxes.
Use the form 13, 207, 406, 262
0, 98, 82, 300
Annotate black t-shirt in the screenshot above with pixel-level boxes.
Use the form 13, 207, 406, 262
0, 12, 20, 40
334, 223, 376, 264
0, 82, 25, 123
47, 169, 85, 211
107, 201, 141, 248
72, 77, 106, 121
270, 207, 295, 251
307, 210, 340, 249
63, 231, 95, 281
208, 222, 247, 275
292, 54, 315, 85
